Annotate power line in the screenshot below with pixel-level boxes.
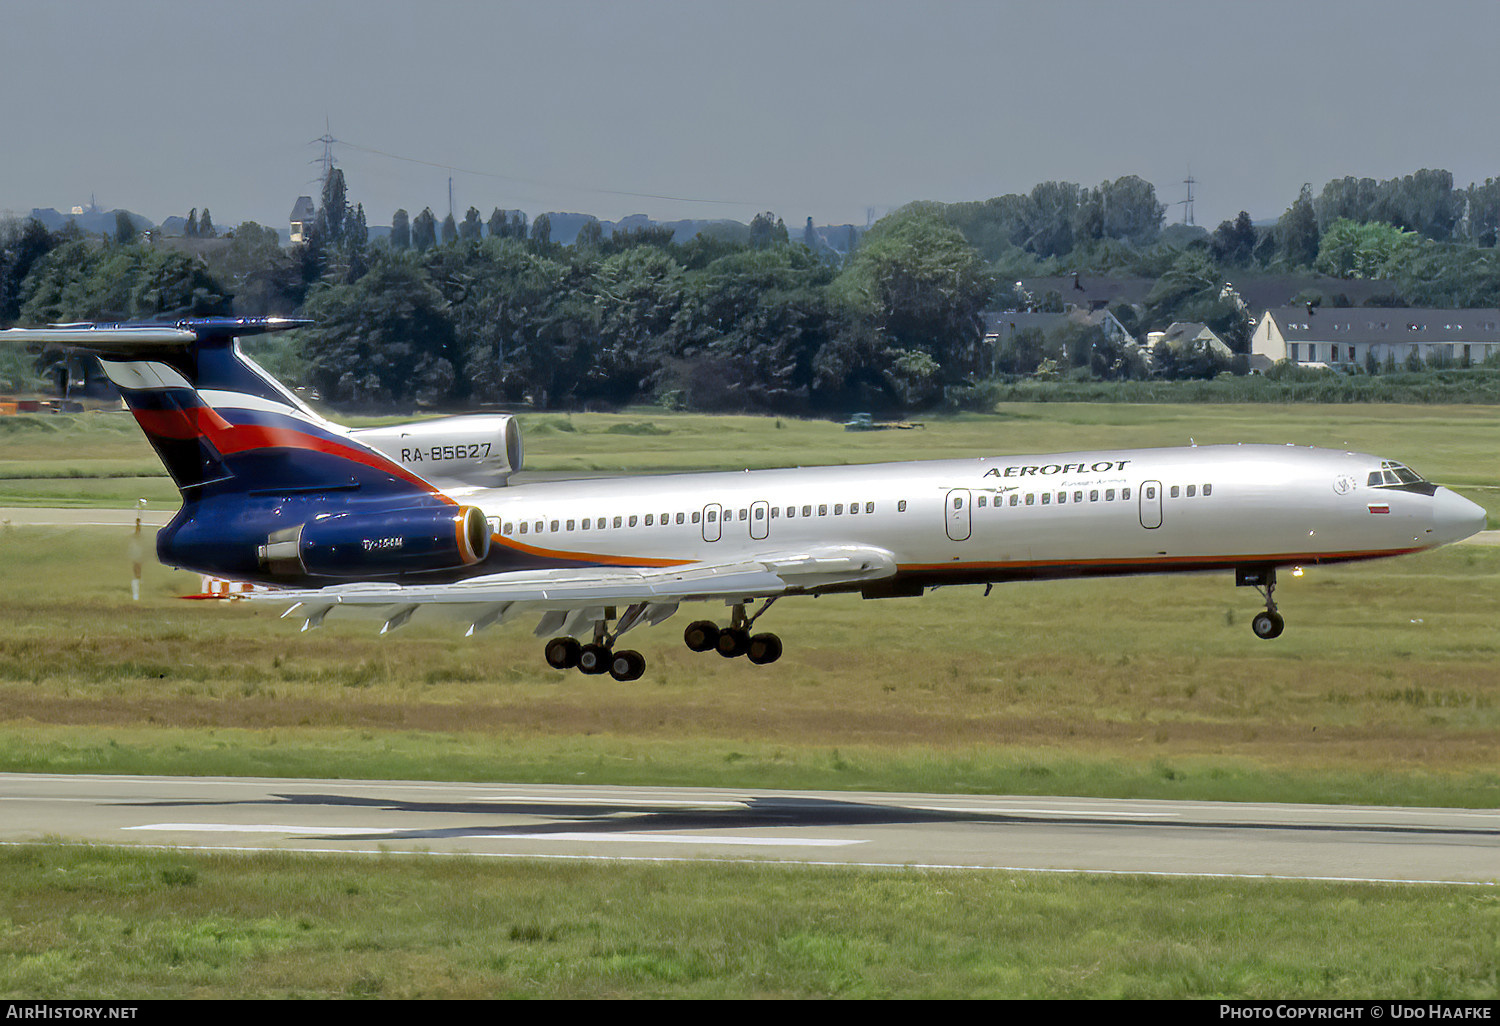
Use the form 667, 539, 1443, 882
331, 136, 751, 208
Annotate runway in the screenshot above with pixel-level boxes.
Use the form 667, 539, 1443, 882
0, 774, 1494, 884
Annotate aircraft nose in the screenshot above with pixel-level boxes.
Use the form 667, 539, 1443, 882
1430, 487, 1488, 546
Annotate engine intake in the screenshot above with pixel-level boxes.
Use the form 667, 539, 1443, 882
259, 505, 491, 578
349, 415, 523, 487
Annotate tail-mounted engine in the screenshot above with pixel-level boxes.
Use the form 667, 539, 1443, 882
259, 505, 491, 578
349, 415, 524, 488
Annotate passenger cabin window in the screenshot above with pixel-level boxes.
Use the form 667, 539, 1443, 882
1105, 489, 1115, 501
1203, 484, 1212, 496
1187, 485, 1196, 497
865, 502, 874, 513
1122, 488, 1132, 501
897, 501, 907, 512
1170, 486, 1180, 498
803, 505, 813, 517
613, 516, 622, 528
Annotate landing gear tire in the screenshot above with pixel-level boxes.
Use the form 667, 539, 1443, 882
684, 620, 721, 653
746, 633, 783, 665
1251, 611, 1285, 640
716, 627, 751, 658
544, 636, 581, 670
578, 643, 612, 674
608, 650, 646, 682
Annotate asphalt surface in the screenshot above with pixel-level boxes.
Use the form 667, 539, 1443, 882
0, 774, 1494, 884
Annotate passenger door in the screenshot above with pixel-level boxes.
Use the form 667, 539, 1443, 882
945, 488, 972, 541
702, 502, 722, 542
1139, 481, 1162, 530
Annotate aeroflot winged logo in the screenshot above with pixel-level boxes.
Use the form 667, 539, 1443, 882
984, 460, 1133, 478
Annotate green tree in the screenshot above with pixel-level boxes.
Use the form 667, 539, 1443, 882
440, 212, 458, 246
529, 213, 551, 246
0, 218, 58, 323
113, 211, 137, 246
1314, 219, 1419, 279
411, 208, 437, 251
198, 209, 216, 239
575, 218, 603, 251
319, 169, 347, 246
833, 205, 994, 405
300, 254, 456, 407
1098, 175, 1165, 246
390, 209, 411, 250
1211, 211, 1257, 266
1277, 184, 1320, 268
459, 207, 482, 243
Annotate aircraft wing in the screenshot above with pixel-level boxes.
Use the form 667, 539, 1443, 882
247, 543, 897, 637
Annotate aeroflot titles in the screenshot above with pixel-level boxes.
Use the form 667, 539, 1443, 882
983, 460, 1132, 478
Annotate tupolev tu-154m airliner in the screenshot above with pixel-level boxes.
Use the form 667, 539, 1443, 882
3, 318, 1486, 680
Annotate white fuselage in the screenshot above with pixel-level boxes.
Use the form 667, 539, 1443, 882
453, 444, 1485, 589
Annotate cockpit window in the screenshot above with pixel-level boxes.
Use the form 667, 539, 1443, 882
1369, 461, 1435, 495
1380, 460, 1425, 484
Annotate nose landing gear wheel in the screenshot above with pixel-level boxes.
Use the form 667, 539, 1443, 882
1251, 611, 1285, 639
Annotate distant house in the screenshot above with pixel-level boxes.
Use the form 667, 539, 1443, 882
1149, 321, 1233, 360
983, 308, 1138, 349
289, 196, 316, 245
1250, 307, 1500, 371
982, 308, 1142, 371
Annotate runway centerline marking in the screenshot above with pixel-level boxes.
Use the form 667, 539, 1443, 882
121, 824, 864, 847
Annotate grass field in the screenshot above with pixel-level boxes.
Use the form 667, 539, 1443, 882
1, 846, 1495, 999
0, 402, 1496, 998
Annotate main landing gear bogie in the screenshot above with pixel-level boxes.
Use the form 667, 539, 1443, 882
685, 602, 783, 665
543, 635, 645, 681
545, 599, 784, 679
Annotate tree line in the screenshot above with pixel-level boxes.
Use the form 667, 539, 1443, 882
4, 164, 1499, 411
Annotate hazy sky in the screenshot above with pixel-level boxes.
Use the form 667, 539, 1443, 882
4, 0, 1498, 231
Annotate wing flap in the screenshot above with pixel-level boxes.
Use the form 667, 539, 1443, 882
245, 544, 896, 630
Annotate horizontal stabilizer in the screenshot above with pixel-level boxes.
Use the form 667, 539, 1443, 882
0, 317, 308, 352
